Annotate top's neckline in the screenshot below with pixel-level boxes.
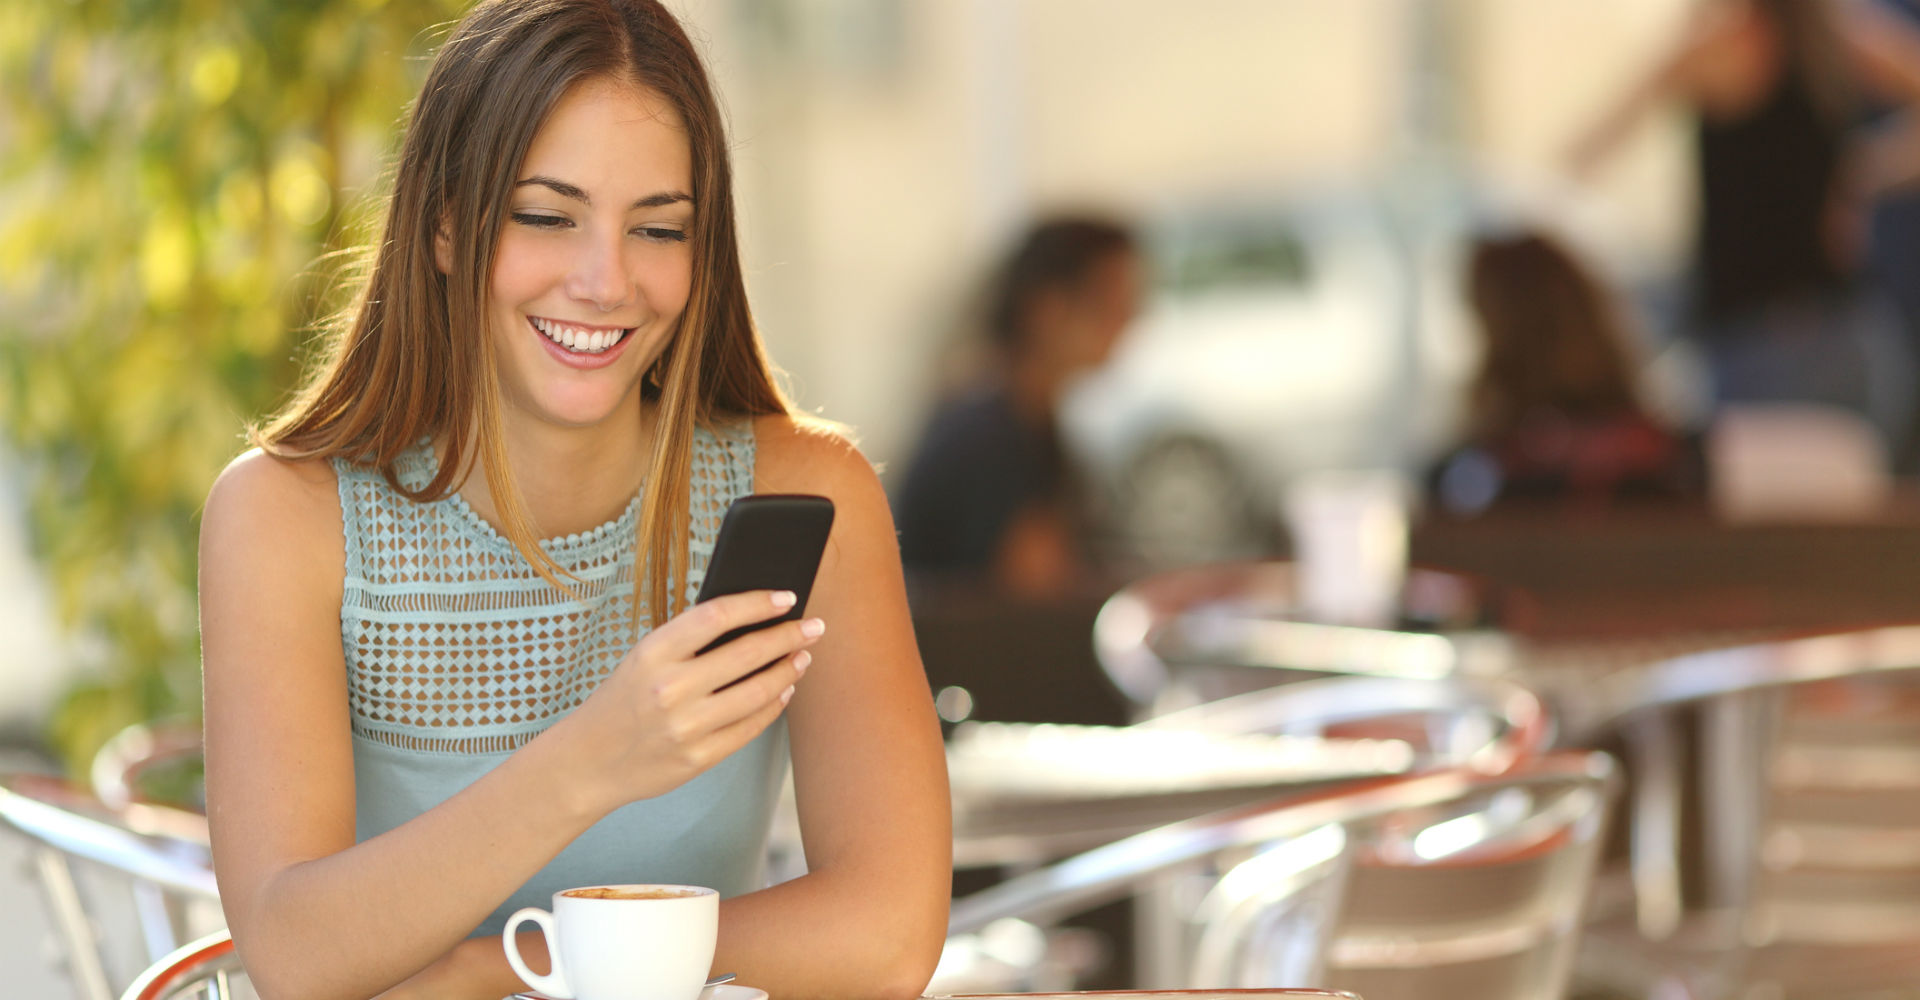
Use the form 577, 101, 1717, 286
408, 438, 647, 557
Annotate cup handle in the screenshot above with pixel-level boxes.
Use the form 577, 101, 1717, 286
504, 907, 571, 999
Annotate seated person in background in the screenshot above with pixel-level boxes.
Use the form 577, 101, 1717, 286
1431, 230, 1704, 516
893, 216, 1143, 598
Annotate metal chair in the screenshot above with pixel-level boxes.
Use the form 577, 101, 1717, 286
0, 771, 220, 1000
1139, 673, 1551, 774
1092, 560, 1515, 717
945, 673, 1551, 870
1558, 625, 1920, 999
945, 752, 1617, 999
118, 929, 247, 1000
91, 720, 205, 813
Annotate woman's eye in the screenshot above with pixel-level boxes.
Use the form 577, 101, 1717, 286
511, 212, 570, 229
635, 227, 689, 243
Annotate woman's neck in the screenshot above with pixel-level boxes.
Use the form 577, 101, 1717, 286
453, 396, 658, 541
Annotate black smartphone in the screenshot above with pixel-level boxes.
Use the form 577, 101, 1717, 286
694, 494, 835, 668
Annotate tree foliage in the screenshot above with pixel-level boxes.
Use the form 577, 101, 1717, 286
0, 0, 465, 772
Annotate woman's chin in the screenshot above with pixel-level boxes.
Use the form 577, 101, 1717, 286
523, 388, 643, 432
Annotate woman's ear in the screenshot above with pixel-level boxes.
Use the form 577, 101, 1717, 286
434, 220, 453, 274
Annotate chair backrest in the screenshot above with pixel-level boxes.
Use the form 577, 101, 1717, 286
949, 753, 1617, 999
1093, 560, 1513, 714
0, 772, 220, 1000
118, 929, 248, 1000
944, 674, 1552, 868
1309, 758, 1610, 1000
1564, 625, 1920, 996
91, 720, 206, 813
1141, 674, 1552, 776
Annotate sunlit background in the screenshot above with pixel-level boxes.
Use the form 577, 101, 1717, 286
0, 0, 1716, 765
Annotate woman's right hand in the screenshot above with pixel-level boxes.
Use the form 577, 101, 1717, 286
565, 589, 823, 809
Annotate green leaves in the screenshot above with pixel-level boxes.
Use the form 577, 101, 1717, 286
0, 0, 463, 773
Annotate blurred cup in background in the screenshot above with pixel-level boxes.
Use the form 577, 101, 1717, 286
1283, 469, 1411, 627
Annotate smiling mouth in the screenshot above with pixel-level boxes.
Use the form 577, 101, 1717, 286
529, 316, 634, 355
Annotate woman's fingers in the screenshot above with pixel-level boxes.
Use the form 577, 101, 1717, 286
696, 665, 806, 761
693, 616, 824, 693
688, 648, 810, 734
651, 590, 798, 660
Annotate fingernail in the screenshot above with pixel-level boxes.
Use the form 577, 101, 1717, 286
771, 590, 797, 609
794, 650, 812, 674
780, 685, 795, 704
800, 618, 825, 638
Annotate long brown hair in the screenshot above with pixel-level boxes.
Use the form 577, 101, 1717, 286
1466, 231, 1645, 436
255, 0, 787, 624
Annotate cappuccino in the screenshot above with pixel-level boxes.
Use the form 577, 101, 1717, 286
562, 887, 699, 901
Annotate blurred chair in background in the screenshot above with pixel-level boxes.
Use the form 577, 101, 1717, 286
941, 752, 1615, 1000
1091, 559, 1514, 716
945, 672, 1554, 867
0, 771, 219, 1000
893, 215, 1144, 601
1561, 626, 1920, 999
937, 669, 1555, 998
117, 929, 247, 1000
1428, 229, 1704, 520
90, 720, 206, 813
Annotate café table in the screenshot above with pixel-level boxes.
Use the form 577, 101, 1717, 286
125, 927, 1362, 1000
1411, 500, 1920, 642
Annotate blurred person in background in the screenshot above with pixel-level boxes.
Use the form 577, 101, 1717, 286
893, 216, 1143, 600
1431, 230, 1704, 517
195, 2, 949, 998
893, 215, 1146, 989
1864, 0, 1920, 472
1566, 0, 1920, 459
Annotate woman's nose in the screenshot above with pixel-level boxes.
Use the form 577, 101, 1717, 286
567, 234, 634, 311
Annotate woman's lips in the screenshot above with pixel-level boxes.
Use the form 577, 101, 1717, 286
528, 315, 635, 370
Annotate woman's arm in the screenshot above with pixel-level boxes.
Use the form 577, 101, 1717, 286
1841, 1, 1920, 106
1563, 3, 1733, 178
200, 450, 815, 1000
709, 417, 953, 1000
1839, 2, 1920, 195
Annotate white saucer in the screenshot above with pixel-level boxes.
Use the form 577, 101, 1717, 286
515, 984, 769, 1000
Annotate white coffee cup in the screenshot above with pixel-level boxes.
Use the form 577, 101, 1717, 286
504, 884, 718, 1000
1282, 468, 1411, 627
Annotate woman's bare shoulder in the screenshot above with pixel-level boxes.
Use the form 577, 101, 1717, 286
202, 448, 345, 571
750, 412, 881, 499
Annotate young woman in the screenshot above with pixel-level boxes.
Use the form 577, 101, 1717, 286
197, 3, 950, 998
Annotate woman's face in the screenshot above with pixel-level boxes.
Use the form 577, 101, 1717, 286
479, 75, 695, 433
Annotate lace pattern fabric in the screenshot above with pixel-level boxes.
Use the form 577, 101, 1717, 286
334, 419, 787, 927
336, 422, 755, 755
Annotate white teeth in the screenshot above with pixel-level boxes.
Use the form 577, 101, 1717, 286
530, 317, 627, 355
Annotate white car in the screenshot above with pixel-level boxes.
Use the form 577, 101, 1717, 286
1060, 192, 1473, 569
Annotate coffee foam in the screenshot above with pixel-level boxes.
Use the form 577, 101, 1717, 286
562, 886, 701, 901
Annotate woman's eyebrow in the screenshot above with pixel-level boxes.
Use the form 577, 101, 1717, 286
514, 176, 693, 209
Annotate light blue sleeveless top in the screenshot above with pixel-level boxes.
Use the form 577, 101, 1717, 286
332, 421, 787, 937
